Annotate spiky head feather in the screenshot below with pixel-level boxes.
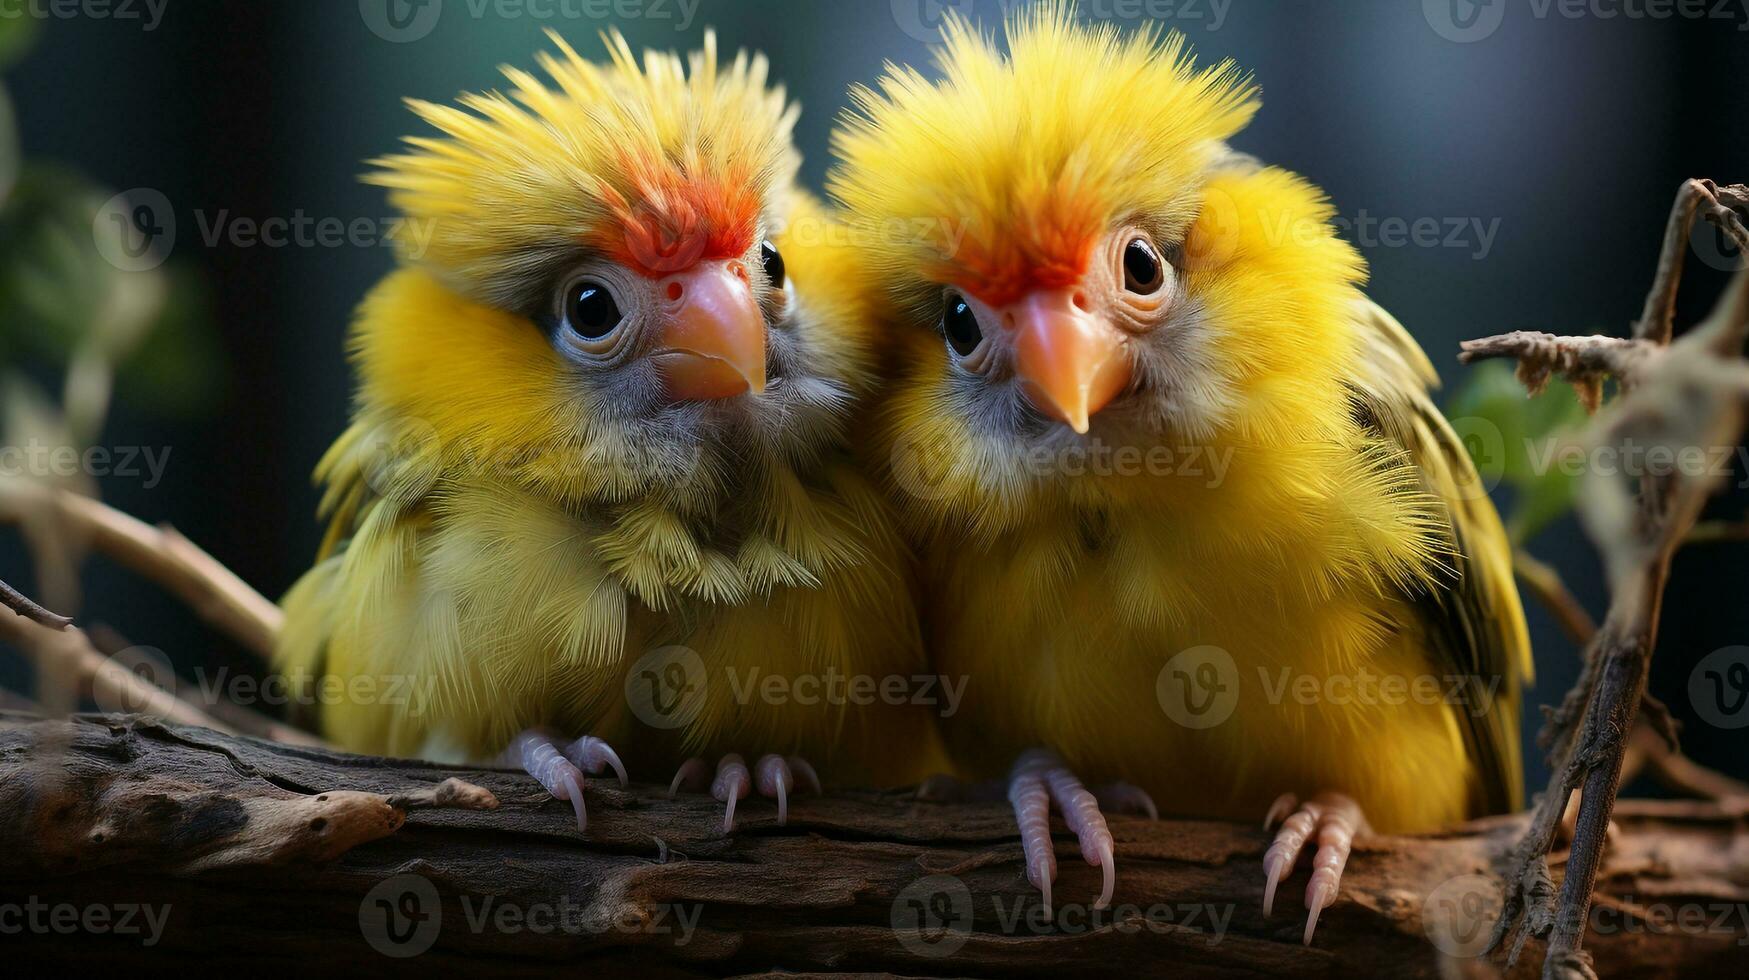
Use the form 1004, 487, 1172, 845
830, 4, 1257, 312
369, 29, 801, 308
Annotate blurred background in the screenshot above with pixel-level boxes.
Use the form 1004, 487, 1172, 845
0, 0, 1745, 793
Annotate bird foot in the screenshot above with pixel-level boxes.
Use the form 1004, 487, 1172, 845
503, 729, 628, 833
1261, 791, 1371, 945
669, 753, 820, 832
1008, 748, 1132, 916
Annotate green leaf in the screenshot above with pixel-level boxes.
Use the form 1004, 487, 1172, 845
1446, 360, 1592, 545
0, 14, 38, 70
115, 264, 222, 417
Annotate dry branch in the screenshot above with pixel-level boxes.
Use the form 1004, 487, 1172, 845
1460, 180, 1749, 979
2, 714, 1745, 977
0, 485, 282, 658
0, 576, 72, 631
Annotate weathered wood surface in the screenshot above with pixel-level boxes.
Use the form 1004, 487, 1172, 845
1, 714, 1744, 977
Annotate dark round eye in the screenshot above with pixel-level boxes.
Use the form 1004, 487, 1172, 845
943, 293, 982, 356
1123, 238, 1165, 295
760, 240, 785, 288
565, 281, 622, 340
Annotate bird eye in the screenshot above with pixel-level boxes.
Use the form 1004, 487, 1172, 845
943, 292, 982, 356
1123, 238, 1165, 295
760, 240, 785, 288
565, 280, 623, 340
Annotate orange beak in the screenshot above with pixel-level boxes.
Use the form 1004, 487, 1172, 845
652, 260, 767, 400
1007, 287, 1132, 433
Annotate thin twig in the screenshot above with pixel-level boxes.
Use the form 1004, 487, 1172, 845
0, 486, 282, 658
1477, 180, 1749, 980
0, 610, 234, 733
0, 576, 73, 631
1512, 550, 1598, 648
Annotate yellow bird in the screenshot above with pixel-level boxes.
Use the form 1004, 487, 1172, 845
278, 31, 944, 831
830, 4, 1530, 939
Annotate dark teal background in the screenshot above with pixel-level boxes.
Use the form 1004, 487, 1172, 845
3, 0, 1746, 793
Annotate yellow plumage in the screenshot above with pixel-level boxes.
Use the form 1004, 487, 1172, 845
279, 32, 946, 789
830, 6, 1530, 834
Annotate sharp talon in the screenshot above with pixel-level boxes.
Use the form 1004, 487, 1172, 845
1263, 853, 1285, 917
1094, 838, 1115, 910
565, 736, 629, 788
668, 769, 687, 799
775, 771, 788, 825
1303, 883, 1333, 945
1040, 873, 1052, 920
559, 767, 587, 833
1264, 792, 1297, 831
713, 754, 750, 834
787, 756, 822, 794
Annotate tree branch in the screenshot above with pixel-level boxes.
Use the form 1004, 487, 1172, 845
0, 575, 72, 631
1469, 180, 1749, 979
2, 714, 1744, 977
0, 486, 282, 658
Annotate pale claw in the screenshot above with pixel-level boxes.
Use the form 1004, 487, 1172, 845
506, 729, 614, 833
712, 753, 751, 833
1096, 782, 1160, 821
1260, 791, 1369, 945
669, 757, 711, 798
564, 735, 628, 788
1007, 748, 1118, 915
752, 754, 820, 826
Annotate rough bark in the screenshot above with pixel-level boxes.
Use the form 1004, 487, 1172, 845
1, 714, 1744, 977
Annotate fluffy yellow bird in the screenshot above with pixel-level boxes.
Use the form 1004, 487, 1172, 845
278, 31, 943, 831
830, 4, 1530, 939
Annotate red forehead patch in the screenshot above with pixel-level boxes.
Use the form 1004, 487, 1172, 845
592, 150, 761, 277
930, 183, 1107, 308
